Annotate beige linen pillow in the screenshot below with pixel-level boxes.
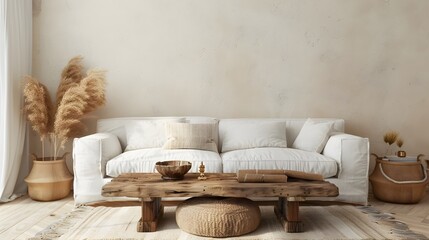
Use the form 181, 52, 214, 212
163, 123, 218, 152
125, 118, 185, 151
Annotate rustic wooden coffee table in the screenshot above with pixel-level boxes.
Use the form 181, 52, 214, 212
102, 173, 338, 233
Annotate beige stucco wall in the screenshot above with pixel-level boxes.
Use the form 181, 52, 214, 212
32, 0, 429, 171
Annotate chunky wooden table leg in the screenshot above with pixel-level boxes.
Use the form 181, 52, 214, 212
285, 200, 303, 232
274, 197, 304, 233
137, 197, 164, 232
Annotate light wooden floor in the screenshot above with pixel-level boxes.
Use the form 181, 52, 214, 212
1, 189, 428, 240
370, 188, 429, 238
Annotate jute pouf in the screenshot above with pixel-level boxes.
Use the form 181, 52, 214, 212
176, 197, 261, 237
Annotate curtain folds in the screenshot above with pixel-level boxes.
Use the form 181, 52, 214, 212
0, 0, 32, 202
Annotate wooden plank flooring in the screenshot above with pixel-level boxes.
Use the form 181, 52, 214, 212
0, 189, 428, 239
370, 187, 429, 238
0, 194, 74, 240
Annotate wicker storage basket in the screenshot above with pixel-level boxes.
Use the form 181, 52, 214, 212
370, 158, 428, 204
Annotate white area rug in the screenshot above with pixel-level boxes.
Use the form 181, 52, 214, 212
29, 205, 428, 240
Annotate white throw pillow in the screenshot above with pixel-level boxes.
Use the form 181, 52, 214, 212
125, 118, 184, 151
292, 119, 334, 153
221, 121, 287, 152
163, 123, 218, 152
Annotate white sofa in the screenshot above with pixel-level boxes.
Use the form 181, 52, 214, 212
72, 117, 369, 205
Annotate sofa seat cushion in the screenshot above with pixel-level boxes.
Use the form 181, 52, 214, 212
221, 148, 337, 178
106, 148, 222, 177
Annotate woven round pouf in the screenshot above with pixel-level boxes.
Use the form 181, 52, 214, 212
176, 197, 261, 237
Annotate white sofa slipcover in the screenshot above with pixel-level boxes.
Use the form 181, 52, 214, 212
72, 117, 369, 205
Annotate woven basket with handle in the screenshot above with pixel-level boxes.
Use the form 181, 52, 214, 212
370, 156, 428, 204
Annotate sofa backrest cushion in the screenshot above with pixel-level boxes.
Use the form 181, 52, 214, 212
292, 118, 335, 153
97, 117, 344, 152
125, 118, 185, 151
163, 122, 219, 152
219, 120, 287, 152
219, 118, 344, 151
97, 117, 218, 150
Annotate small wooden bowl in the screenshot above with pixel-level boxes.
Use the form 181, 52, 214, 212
155, 161, 192, 180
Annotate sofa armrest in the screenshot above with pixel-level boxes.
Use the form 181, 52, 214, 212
323, 133, 369, 180
72, 133, 122, 203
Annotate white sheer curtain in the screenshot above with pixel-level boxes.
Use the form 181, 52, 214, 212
0, 0, 32, 202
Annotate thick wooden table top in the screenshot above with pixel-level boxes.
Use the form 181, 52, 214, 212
102, 173, 339, 199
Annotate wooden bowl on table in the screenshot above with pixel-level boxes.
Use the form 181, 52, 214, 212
155, 161, 192, 180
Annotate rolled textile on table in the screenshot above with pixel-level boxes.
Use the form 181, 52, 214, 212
237, 173, 287, 183
237, 169, 324, 181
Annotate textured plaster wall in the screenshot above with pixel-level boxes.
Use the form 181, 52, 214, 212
32, 0, 429, 170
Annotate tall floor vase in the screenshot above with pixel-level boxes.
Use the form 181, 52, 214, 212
24, 154, 73, 201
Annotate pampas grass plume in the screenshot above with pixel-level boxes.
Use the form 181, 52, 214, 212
81, 69, 106, 114
383, 131, 398, 145
396, 138, 404, 148
24, 56, 106, 159
56, 56, 84, 107
54, 83, 88, 146
54, 69, 106, 147
23, 76, 53, 140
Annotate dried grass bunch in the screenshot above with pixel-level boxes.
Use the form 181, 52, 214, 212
383, 131, 404, 155
383, 131, 398, 145
23, 56, 106, 160
396, 138, 404, 148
